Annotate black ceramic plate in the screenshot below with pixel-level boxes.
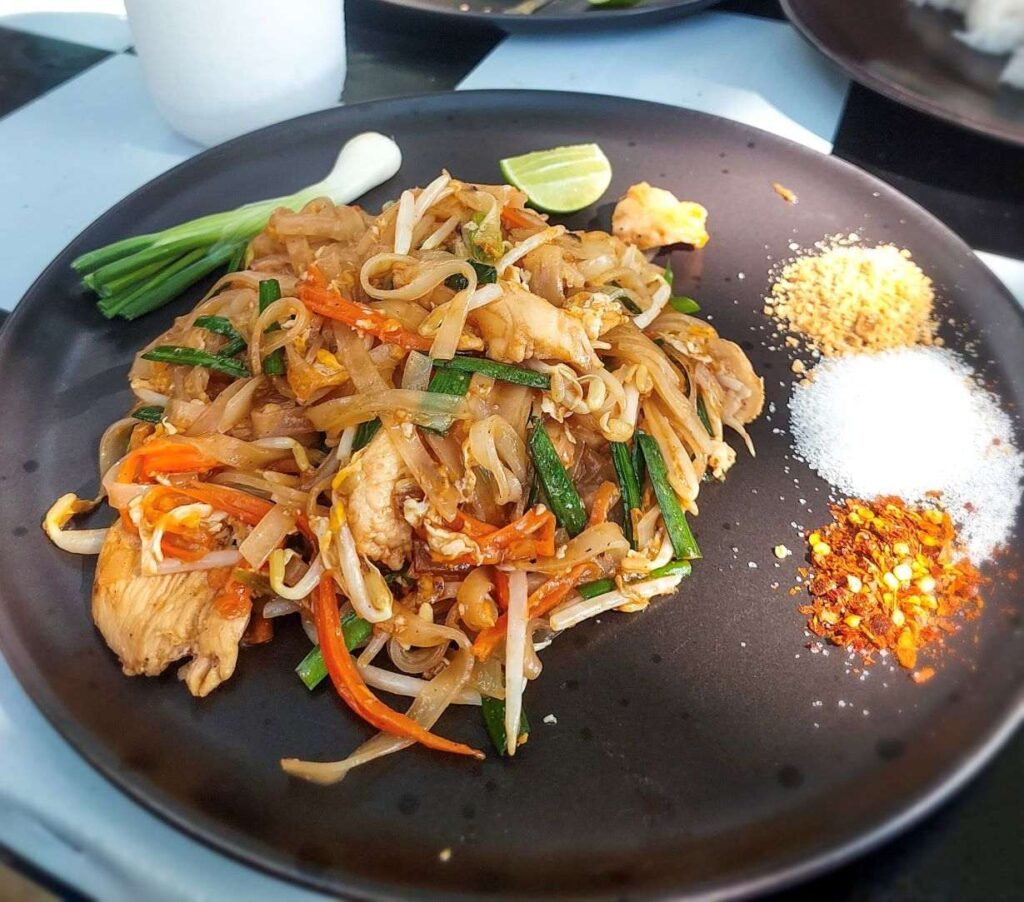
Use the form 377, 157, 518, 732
368, 0, 718, 34
783, 0, 1024, 147
0, 91, 1021, 899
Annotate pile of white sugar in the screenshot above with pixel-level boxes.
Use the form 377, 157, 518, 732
790, 347, 1023, 563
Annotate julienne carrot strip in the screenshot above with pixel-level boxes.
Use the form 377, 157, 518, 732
314, 576, 484, 759
493, 569, 510, 611
471, 561, 600, 660
451, 512, 500, 539
500, 205, 542, 231
474, 507, 556, 563
298, 266, 433, 352
117, 438, 220, 483
588, 481, 619, 527
175, 482, 273, 527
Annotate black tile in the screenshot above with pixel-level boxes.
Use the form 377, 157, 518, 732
717, 0, 785, 20
833, 83, 1024, 257
0, 25, 110, 119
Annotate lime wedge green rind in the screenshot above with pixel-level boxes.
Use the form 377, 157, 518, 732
499, 144, 612, 214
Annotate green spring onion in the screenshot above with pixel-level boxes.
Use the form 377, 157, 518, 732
423, 365, 472, 435
637, 431, 701, 560
141, 345, 250, 378
527, 421, 586, 537
481, 697, 529, 756
434, 356, 550, 389
295, 614, 374, 691
74, 133, 402, 320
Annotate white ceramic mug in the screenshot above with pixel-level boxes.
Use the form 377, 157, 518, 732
125, 0, 346, 146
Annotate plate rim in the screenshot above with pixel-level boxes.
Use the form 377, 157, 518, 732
365, 0, 720, 34
1, 87, 1022, 899
781, 0, 1024, 149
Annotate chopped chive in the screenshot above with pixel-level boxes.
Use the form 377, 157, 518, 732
637, 431, 701, 560
577, 559, 692, 600
579, 577, 615, 599
617, 294, 643, 315
696, 395, 713, 436
427, 366, 472, 395
610, 441, 641, 549
481, 697, 529, 756
141, 345, 250, 378
631, 438, 646, 493
528, 421, 586, 537
258, 279, 285, 377
423, 366, 472, 435
435, 356, 550, 389
352, 418, 382, 451
194, 315, 247, 357
295, 614, 373, 690
669, 296, 701, 314
444, 260, 498, 291
130, 405, 164, 424
664, 262, 674, 286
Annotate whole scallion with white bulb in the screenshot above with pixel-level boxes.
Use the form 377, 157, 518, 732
73, 132, 402, 320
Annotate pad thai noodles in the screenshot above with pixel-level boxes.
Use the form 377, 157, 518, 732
46, 171, 763, 781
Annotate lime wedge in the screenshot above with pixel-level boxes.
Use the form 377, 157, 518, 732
499, 144, 612, 214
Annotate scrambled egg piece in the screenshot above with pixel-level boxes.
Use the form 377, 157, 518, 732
612, 182, 709, 251
563, 291, 627, 341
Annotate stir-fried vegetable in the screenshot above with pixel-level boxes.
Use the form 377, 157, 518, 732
141, 346, 250, 378
668, 295, 701, 314
637, 431, 702, 560
296, 613, 374, 690
527, 422, 587, 537
434, 356, 551, 389
258, 279, 285, 376
74, 133, 402, 321
481, 697, 529, 756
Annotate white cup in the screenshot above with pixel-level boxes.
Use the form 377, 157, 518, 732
125, 0, 347, 146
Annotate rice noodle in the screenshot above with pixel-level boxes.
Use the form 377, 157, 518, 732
503, 571, 529, 756
280, 646, 476, 784
155, 549, 242, 574
549, 573, 684, 631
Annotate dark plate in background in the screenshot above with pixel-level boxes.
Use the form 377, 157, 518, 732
783, 0, 1024, 147
0, 91, 1021, 899
368, 0, 718, 34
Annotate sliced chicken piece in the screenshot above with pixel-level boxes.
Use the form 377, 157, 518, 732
92, 522, 248, 697
336, 429, 412, 570
471, 285, 598, 370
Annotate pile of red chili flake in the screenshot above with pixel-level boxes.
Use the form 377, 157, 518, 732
795, 496, 983, 681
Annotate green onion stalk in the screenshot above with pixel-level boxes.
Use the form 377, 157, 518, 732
75, 132, 402, 321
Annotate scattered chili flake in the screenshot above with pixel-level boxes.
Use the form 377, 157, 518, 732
797, 497, 982, 675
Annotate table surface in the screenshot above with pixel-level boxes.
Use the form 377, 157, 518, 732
0, 0, 1021, 899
